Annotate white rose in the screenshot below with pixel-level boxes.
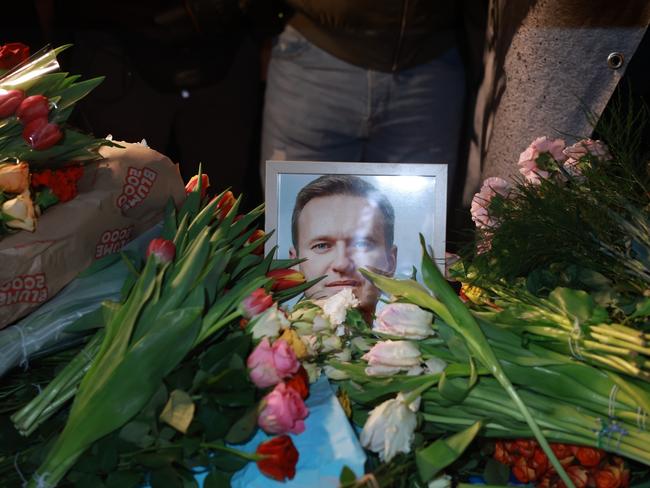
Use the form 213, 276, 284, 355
373, 303, 434, 340
360, 392, 420, 462
316, 287, 360, 325
249, 305, 289, 340
320, 334, 342, 354
2, 190, 36, 231
302, 361, 321, 383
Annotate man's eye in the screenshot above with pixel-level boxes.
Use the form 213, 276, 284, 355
352, 239, 373, 250
311, 242, 330, 252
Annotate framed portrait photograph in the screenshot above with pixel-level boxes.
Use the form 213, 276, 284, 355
265, 161, 447, 316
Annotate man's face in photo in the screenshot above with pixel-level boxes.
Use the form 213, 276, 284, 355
289, 194, 397, 313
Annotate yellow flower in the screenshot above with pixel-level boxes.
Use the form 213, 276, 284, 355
336, 389, 352, 418
278, 328, 309, 360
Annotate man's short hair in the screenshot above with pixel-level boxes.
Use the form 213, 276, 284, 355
291, 175, 395, 250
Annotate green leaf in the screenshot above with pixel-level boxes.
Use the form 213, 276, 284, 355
224, 406, 259, 444
548, 287, 595, 323
437, 358, 477, 404
203, 471, 232, 488
339, 465, 357, 484
416, 420, 483, 482
210, 452, 249, 472
483, 458, 510, 485
105, 471, 142, 488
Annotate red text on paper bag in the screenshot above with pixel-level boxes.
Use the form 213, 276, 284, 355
0, 274, 48, 307
116, 167, 158, 211
95, 226, 134, 259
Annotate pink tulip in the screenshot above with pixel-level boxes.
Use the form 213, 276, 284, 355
258, 382, 308, 435
146, 238, 176, 264
240, 288, 273, 318
247, 338, 299, 389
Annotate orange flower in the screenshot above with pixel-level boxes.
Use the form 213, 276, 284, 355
558, 465, 589, 488
0, 162, 29, 193
494, 441, 513, 466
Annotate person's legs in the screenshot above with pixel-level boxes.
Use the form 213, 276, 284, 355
261, 26, 368, 180
364, 46, 466, 189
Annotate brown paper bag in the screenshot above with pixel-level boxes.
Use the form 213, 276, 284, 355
0, 142, 186, 329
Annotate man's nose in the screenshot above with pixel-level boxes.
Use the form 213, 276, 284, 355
330, 241, 354, 274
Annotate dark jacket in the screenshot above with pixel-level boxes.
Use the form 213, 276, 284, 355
287, 0, 461, 72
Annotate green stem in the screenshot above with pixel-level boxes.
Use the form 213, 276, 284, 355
200, 443, 260, 462
402, 375, 440, 406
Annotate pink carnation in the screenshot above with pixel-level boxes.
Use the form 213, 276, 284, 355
258, 382, 309, 435
518, 136, 566, 184
562, 139, 611, 178
470, 177, 511, 229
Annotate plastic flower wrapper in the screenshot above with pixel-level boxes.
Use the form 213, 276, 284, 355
0, 44, 117, 166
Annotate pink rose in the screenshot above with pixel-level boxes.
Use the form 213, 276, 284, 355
470, 177, 511, 229
518, 136, 566, 184
247, 338, 300, 388
258, 382, 309, 435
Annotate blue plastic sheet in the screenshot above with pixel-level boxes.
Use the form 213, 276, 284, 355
195, 376, 366, 487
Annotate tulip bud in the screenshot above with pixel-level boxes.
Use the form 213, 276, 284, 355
16, 95, 49, 125
240, 288, 274, 318
185, 174, 210, 199
22, 117, 63, 150
215, 190, 235, 220
1, 190, 36, 231
267, 268, 306, 291
0, 89, 25, 118
0, 162, 29, 193
146, 238, 176, 263
246, 229, 265, 255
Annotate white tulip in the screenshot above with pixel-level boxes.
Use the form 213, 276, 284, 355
360, 392, 420, 462
373, 303, 434, 339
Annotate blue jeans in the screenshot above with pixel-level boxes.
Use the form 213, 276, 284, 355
261, 25, 466, 187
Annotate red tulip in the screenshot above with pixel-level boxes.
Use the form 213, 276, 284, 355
185, 174, 210, 199
0, 42, 30, 70
240, 288, 274, 318
247, 229, 265, 256
16, 95, 49, 124
146, 238, 176, 264
255, 435, 299, 481
215, 190, 235, 220
22, 117, 63, 150
0, 89, 25, 118
266, 268, 306, 291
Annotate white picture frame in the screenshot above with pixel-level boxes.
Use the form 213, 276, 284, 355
265, 161, 447, 282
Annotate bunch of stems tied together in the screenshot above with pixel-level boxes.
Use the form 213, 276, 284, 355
10, 174, 316, 487
347, 237, 650, 488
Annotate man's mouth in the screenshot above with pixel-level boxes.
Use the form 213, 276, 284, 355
325, 280, 361, 288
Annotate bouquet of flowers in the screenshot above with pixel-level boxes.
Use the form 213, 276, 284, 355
1, 173, 325, 487
0, 42, 116, 235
